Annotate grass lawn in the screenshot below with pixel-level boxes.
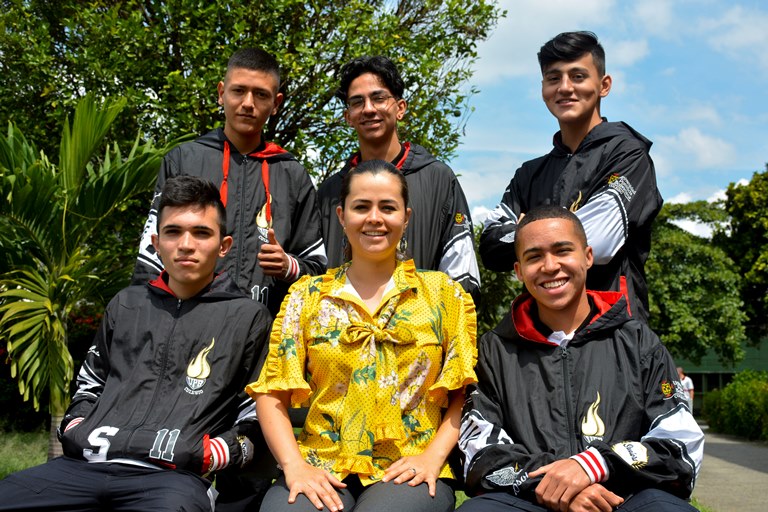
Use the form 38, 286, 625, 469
0, 430, 717, 512
0, 429, 47, 479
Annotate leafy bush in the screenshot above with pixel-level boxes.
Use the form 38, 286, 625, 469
704, 370, 768, 440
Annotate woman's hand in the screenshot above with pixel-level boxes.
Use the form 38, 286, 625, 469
381, 451, 444, 497
283, 459, 347, 511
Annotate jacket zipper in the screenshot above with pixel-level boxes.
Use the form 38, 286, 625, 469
235, 154, 247, 282
561, 345, 578, 454
125, 298, 182, 449
143, 299, 182, 422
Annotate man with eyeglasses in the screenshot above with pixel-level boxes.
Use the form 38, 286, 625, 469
479, 31, 662, 323
317, 55, 481, 303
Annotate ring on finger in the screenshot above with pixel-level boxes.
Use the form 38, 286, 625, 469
410, 467, 417, 475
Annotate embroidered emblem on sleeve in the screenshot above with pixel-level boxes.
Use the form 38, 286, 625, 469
607, 174, 636, 202
611, 441, 649, 469
486, 465, 529, 494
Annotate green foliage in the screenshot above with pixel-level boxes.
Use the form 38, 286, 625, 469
647, 202, 747, 365
0, 0, 503, 179
0, 94, 175, 415
716, 165, 768, 340
704, 370, 768, 441
474, 225, 523, 334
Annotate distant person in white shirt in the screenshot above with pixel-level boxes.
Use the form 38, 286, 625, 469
678, 367, 695, 411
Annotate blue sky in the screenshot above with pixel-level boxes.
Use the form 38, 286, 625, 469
452, 0, 768, 231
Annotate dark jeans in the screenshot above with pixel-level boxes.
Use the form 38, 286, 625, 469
456, 488, 697, 512
259, 474, 456, 512
0, 456, 215, 511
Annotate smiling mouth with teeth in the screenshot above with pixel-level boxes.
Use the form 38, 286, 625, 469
542, 279, 567, 289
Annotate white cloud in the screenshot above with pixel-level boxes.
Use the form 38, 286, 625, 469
631, 0, 676, 36
707, 188, 728, 202
667, 192, 693, 204
471, 205, 492, 225
671, 219, 713, 238
471, 0, 616, 85
608, 39, 650, 67
456, 161, 515, 206
655, 127, 735, 169
699, 6, 768, 71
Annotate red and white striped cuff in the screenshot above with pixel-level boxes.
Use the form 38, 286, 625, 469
284, 255, 300, 282
570, 447, 608, 483
207, 436, 230, 472
64, 417, 84, 432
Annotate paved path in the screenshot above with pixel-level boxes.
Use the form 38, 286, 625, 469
692, 426, 768, 512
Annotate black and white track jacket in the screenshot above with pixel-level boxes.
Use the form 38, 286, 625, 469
317, 142, 481, 303
59, 273, 271, 475
133, 128, 327, 315
479, 121, 662, 322
459, 290, 703, 501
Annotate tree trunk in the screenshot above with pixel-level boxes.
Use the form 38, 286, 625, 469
48, 413, 64, 460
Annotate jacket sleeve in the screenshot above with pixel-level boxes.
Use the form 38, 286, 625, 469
436, 174, 481, 304
280, 168, 327, 282
131, 153, 178, 284
459, 339, 555, 498
200, 306, 273, 473
574, 143, 662, 265
59, 299, 115, 438
588, 337, 703, 499
478, 175, 523, 272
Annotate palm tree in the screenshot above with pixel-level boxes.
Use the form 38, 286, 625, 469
0, 94, 177, 457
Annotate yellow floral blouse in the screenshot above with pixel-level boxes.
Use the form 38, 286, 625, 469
247, 259, 477, 485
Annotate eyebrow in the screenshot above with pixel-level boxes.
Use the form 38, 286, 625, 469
544, 66, 591, 76
160, 224, 215, 232
521, 240, 575, 257
347, 89, 390, 99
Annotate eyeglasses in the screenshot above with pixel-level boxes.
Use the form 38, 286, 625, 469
346, 93, 395, 112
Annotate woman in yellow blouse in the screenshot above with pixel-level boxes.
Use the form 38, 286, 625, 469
248, 160, 477, 512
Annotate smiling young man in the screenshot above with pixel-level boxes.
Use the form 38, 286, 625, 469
0, 176, 272, 512
480, 31, 662, 322
317, 56, 480, 303
134, 47, 326, 317
458, 205, 703, 512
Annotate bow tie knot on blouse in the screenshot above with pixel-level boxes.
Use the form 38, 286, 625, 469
338, 320, 415, 457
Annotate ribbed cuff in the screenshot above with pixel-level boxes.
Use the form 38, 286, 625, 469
207, 436, 230, 472
570, 447, 608, 483
64, 417, 84, 432
283, 255, 300, 281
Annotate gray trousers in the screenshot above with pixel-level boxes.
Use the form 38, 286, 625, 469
258, 475, 455, 512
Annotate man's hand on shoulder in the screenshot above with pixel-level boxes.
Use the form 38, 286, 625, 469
530, 458, 592, 512
568, 483, 623, 512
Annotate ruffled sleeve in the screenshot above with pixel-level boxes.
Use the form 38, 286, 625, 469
246, 275, 318, 406
428, 278, 478, 406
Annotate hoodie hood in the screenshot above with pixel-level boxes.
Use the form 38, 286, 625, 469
148, 271, 246, 302
344, 142, 440, 176
196, 128, 296, 162
496, 289, 631, 345
553, 120, 653, 156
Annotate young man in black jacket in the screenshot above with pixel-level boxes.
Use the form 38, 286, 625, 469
458, 206, 703, 512
0, 177, 272, 512
317, 56, 481, 303
479, 31, 662, 322
133, 47, 326, 317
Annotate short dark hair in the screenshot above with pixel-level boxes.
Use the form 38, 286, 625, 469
514, 205, 588, 258
538, 31, 605, 77
335, 56, 405, 104
226, 47, 281, 85
338, 160, 409, 261
158, 176, 227, 236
